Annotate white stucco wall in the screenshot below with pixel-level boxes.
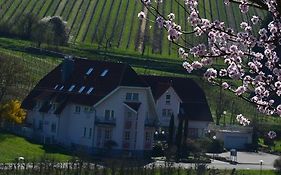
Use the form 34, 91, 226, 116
93, 86, 156, 151
26, 109, 59, 143
58, 104, 95, 147
156, 87, 182, 127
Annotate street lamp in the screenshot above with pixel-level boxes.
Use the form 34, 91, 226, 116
212, 136, 217, 159
260, 160, 263, 175
223, 111, 227, 126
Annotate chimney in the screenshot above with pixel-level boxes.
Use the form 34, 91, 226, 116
61, 55, 75, 83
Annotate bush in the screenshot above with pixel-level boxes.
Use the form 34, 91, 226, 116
208, 139, 224, 153
274, 156, 281, 172
152, 142, 164, 157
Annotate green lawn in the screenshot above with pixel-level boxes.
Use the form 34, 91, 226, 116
0, 131, 72, 163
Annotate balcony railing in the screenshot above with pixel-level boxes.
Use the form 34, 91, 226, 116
95, 117, 116, 126
145, 119, 158, 127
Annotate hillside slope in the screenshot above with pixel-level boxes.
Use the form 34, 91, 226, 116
0, 0, 266, 59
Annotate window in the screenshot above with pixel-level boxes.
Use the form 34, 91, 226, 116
166, 94, 171, 104
89, 107, 94, 113
86, 87, 94, 94
51, 123, 56, 133
59, 86, 64, 90
51, 103, 56, 111
125, 93, 139, 101
86, 68, 94, 75
68, 85, 75, 92
78, 86, 85, 93
105, 129, 112, 140
133, 93, 139, 101
105, 110, 110, 120
126, 93, 132, 100
89, 128, 92, 138
38, 120, 43, 131
84, 107, 89, 112
35, 101, 41, 109
162, 109, 172, 117
188, 128, 199, 138
75, 106, 81, 113
105, 110, 114, 120
145, 132, 151, 142
84, 106, 94, 113
83, 127, 87, 137
54, 84, 59, 89
100, 69, 109, 76
124, 131, 130, 141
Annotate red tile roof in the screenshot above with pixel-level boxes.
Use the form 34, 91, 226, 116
140, 75, 213, 122
22, 58, 148, 114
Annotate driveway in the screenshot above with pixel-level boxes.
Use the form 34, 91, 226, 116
214, 151, 279, 165
148, 152, 279, 170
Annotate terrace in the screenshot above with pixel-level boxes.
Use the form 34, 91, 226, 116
95, 116, 116, 126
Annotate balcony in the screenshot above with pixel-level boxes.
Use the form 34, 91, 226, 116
145, 119, 158, 127
95, 117, 116, 126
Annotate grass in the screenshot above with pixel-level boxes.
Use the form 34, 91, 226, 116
0, 131, 72, 163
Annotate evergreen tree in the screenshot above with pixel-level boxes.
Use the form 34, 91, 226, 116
176, 115, 184, 159
168, 114, 174, 146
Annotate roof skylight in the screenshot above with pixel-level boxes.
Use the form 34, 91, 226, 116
54, 85, 59, 89
86, 87, 94, 94
78, 86, 85, 93
59, 86, 64, 90
86, 68, 94, 75
100, 69, 108, 77
68, 85, 76, 92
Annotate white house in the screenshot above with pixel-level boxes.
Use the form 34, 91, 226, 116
22, 58, 157, 157
141, 75, 213, 138
22, 58, 213, 157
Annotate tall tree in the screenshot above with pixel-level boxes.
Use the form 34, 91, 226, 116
175, 116, 183, 159
168, 114, 174, 146
0, 55, 29, 102
183, 118, 189, 141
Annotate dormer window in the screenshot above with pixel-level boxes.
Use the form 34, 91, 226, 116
78, 86, 85, 93
68, 85, 76, 92
165, 94, 171, 105
86, 87, 94, 94
86, 68, 94, 75
100, 69, 108, 77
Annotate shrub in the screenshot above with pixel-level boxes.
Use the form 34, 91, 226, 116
152, 142, 164, 157
274, 156, 281, 172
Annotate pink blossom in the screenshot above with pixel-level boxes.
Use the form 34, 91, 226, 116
137, 11, 146, 20
183, 62, 193, 73
235, 86, 247, 96
222, 82, 229, 89
268, 131, 277, 139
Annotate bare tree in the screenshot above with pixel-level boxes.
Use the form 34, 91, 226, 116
0, 55, 30, 102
